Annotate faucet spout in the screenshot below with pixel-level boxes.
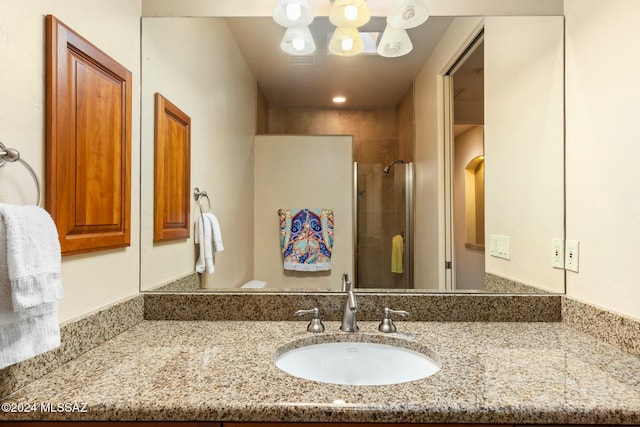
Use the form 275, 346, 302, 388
340, 273, 358, 332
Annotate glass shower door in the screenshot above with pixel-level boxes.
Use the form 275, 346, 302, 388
354, 162, 413, 289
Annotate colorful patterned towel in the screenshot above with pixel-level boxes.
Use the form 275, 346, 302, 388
278, 208, 334, 272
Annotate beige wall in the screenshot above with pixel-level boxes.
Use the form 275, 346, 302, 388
0, 0, 142, 323
267, 107, 397, 164
564, 0, 640, 320
253, 135, 353, 289
140, 18, 256, 290
484, 16, 565, 293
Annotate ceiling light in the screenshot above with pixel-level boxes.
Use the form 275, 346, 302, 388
377, 25, 413, 57
286, 3, 302, 21
328, 27, 364, 56
325, 32, 379, 55
333, 96, 346, 103
280, 26, 316, 56
342, 38, 354, 51
329, 0, 370, 28
387, 0, 429, 29
344, 5, 358, 21
273, 0, 314, 27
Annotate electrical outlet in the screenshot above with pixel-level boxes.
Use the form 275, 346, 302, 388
565, 240, 580, 273
551, 238, 564, 268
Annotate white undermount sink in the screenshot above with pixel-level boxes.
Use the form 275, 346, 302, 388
274, 337, 441, 386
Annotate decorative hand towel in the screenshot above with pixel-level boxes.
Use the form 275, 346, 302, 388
278, 208, 334, 272
0, 204, 63, 369
391, 233, 404, 274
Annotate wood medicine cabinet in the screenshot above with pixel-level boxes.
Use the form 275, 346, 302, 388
153, 93, 191, 242
45, 15, 132, 255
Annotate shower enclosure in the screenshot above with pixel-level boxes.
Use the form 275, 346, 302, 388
354, 161, 414, 289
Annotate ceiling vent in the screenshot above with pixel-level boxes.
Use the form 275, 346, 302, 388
290, 55, 316, 65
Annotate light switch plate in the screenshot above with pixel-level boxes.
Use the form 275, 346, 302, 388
489, 234, 510, 260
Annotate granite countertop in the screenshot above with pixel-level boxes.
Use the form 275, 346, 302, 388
1, 320, 640, 424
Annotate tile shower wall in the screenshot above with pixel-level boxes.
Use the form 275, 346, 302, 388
267, 107, 397, 164
396, 85, 415, 162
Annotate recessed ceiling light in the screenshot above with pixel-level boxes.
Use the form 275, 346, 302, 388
333, 96, 346, 103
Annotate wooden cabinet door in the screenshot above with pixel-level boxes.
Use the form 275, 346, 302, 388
45, 15, 132, 255
153, 93, 191, 242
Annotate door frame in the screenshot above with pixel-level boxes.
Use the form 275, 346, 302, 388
441, 27, 485, 291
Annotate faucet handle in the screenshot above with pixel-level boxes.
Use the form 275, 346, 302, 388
295, 307, 325, 333
342, 272, 351, 292
378, 307, 409, 333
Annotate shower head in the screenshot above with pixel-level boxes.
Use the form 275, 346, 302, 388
383, 160, 405, 173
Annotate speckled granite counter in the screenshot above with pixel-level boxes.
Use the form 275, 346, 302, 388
2, 320, 640, 424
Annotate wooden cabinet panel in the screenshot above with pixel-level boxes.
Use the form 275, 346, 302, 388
45, 15, 132, 255
153, 93, 191, 242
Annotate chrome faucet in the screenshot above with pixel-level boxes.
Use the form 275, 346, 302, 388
340, 273, 358, 332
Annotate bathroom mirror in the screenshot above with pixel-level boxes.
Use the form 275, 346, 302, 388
140, 9, 564, 295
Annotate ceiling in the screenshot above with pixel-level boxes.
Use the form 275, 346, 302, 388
226, 16, 455, 109
143, 0, 561, 112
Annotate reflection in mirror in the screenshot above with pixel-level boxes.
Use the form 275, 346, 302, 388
140, 14, 564, 295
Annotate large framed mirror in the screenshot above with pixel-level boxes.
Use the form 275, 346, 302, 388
140, 1, 564, 295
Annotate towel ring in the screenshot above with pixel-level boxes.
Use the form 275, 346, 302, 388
0, 141, 42, 206
193, 187, 211, 214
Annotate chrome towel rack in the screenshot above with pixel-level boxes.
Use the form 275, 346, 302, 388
193, 187, 211, 215
0, 141, 42, 206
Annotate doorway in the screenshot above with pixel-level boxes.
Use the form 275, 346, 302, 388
444, 33, 485, 291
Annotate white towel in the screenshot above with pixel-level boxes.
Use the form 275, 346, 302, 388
195, 213, 224, 274
204, 212, 224, 252
0, 204, 63, 310
0, 204, 63, 369
195, 214, 213, 274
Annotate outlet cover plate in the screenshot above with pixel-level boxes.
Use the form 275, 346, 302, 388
565, 239, 580, 273
551, 238, 564, 269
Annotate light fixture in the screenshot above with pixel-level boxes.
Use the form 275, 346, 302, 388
377, 25, 413, 57
280, 26, 316, 55
273, 0, 314, 27
386, 0, 429, 29
329, 0, 371, 28
332, 96, 346, 103
272, 0, 427, 58
328, 27, 364, 56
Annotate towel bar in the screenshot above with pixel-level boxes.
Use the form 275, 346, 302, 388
0, 141, 42, 206
193, 187, 211, 215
